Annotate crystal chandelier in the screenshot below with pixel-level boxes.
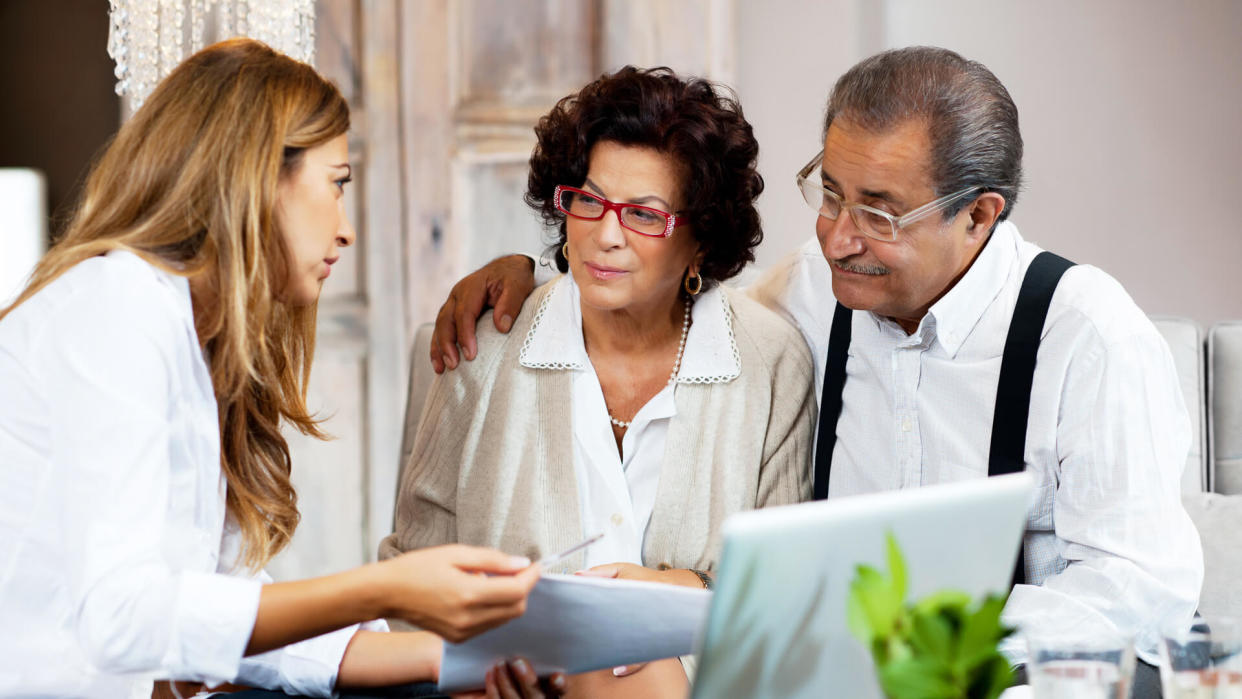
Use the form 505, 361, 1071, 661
107, 0, 316, 110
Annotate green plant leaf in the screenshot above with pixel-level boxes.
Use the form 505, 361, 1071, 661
909, 609, 956, 665
848, 532, 1018, 699
913, 589, 973, 616
957, 594, 1014, 673
847, 574, 874, 645
885, 634, 914, 665
886, 531, 908, 604
879, 657, 961, 699
850, 564, 902, 642
965, 654, 1015, 699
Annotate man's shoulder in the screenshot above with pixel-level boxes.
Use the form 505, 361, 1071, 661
1014, 238, 1156, 346
746, 236, 834, 337
1059, 265, 1152, 343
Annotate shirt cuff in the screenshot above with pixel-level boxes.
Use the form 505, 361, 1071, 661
234, 619, 389, 698
171, 570, 262, 684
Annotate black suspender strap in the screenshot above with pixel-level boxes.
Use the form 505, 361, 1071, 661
811, 251, 1076, 589
813, 301, 852, 500
989, 250, 1075, 586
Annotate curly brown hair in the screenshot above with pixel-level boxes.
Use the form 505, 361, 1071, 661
526, 66, 763, 284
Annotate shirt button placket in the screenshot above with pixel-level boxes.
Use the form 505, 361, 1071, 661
893, 344, 924, 489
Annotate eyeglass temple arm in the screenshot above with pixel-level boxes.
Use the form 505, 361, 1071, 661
897, 186, 983, 227
796, 149, 826, 180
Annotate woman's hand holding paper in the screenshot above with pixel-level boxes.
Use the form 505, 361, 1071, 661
372, 544, 539, 643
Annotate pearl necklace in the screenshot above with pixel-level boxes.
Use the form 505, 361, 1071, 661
609, 299, 692, 430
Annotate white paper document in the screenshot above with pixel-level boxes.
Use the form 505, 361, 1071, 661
438, 573, 712, 693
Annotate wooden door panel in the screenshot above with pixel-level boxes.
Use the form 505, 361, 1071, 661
600, 0, 734, 81
453, 0, 599, 121
454, 153, 549, 273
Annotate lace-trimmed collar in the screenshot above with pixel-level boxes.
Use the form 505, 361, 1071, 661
518, 275, 741, 383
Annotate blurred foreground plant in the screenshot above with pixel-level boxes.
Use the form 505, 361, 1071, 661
847, 532, 1015, 699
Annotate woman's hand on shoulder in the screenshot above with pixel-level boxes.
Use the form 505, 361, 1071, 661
371, 544, 539, 643
432, 255, 536, 373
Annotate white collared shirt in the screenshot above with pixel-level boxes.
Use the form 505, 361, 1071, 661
749, 221, 1203, 664
0, 251, 378, 697
518, 275, 739, 569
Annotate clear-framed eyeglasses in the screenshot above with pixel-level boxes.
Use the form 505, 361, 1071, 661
795, 149, 982, 242
553, 185, 686, 238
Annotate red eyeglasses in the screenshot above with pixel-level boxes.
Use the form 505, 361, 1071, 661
553, 185, 687, 238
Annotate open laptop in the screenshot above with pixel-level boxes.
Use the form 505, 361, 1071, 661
690, 472, 1034, 699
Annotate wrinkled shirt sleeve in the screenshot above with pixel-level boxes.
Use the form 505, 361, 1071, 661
44, 278, 263, 684
229, 562, 389, 698
1000, 328, 1204, 665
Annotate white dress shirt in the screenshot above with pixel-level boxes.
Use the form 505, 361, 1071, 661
0, 251, 380, 698
517, 275, 740, 569
749, 221, 1203, 664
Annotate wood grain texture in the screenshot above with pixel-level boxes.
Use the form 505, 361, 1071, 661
360, 0, 408, 559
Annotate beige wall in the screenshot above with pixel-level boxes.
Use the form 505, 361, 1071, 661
736, 0, 1242, 326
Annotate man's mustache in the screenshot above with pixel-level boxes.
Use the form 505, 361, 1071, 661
831, 257, 890, 276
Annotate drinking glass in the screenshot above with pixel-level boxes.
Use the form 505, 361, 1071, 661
1027, 633, 1135, 699
1160, 616, 1242, 698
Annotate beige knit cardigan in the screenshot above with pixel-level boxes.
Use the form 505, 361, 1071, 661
378, 281, 816, 574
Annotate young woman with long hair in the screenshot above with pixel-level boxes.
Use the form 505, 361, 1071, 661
0, 39, 560, 698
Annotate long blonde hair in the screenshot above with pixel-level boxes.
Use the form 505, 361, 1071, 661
1, 38, 350, 569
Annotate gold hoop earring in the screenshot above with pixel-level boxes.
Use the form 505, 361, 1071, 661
562, 242, 569, 261
684, 270, 703, 296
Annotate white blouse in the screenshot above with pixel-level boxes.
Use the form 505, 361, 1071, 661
517, 275, 739, 569
0, 251, 379, 698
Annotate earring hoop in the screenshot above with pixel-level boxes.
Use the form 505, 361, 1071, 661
684, 270, 703, 296
562, 242, 569, 261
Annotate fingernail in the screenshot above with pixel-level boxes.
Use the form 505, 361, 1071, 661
510, 555, 531, 568
500, 314, 513, 332
552, 675, 567, 690
513, 658, 530, 674
612, 666, 627, 677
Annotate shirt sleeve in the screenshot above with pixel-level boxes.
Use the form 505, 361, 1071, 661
42, 275, 262, 684
999, 325, 1204, 666
209, 487, 392, 696
233, 605, 389, 698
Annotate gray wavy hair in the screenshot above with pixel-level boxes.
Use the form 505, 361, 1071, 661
823, 46, 1022, 227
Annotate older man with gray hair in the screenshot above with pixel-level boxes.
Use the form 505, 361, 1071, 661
430, 46, 1202, 696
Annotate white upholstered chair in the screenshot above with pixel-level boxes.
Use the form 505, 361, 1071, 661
1150, 316, 1209, 493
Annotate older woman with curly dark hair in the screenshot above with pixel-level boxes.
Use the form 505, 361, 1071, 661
380, 66, 814, 697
